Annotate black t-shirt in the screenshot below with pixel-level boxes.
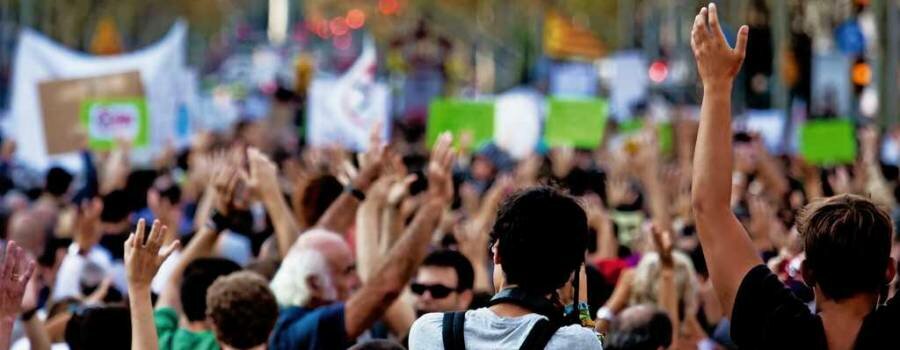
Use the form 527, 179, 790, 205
732, 265, 900, 349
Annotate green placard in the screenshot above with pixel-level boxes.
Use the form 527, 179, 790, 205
544, 98, 608, 149
80, 97, 149, 150
426, 99, 495, 148
799, 119, 857, 165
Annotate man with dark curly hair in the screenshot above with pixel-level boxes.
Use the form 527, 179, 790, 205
206, 271, 280, 350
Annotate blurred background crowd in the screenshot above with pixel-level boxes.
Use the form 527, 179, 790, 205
0, 0, 897, 349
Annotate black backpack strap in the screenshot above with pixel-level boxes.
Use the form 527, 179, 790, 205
520, 319, 562, 350
441, 311, 467, 350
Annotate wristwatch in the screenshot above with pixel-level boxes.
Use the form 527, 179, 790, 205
207, 210, 230, 233
345, 185, 366, 201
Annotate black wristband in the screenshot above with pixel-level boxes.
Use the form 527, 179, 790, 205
345, 186, 366, 201
209, 210, 230, 233
21, 307, 38, 321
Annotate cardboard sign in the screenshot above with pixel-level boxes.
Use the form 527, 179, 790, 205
800, 119, 857, 165
38, 71, 144, 154
80, 98, 149, 150
426, 99, 494, 148
544, 98, 608, 149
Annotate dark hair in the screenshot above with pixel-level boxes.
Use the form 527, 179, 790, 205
422, 249, 475, 291
65, 305, 131, 350
301, 174, 343, 225
100, 190, 131, 223
45, 166, 73, 197
606, 306, 673, 350
490, 187, 588, 294
180, 258, 242, 322
798, 194, 893, 300
348, 339, 407, 350
206, 271, 279, 349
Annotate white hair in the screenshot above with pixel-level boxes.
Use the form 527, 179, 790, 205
270, 248, 336, 307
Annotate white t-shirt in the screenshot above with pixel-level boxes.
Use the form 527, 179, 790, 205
408, 308, 603, 350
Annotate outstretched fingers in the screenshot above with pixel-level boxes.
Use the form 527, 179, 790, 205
734, 25, 749, 60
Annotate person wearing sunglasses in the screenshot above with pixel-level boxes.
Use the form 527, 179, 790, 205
410, 250, 475, 317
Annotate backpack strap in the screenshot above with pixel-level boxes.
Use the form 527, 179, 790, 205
520, 318, 563, 350
441, 311, 467, 350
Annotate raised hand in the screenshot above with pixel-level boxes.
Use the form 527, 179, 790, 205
75, 198, 104, 254
427, 132, 456, 204
244, 147, 281, 200
386, 174, 418, 207
691, 3, 748, 87
354, 122, 387, 191
650, 224, 674, 267
124, 219, 179, 291
0, 241, 36, 318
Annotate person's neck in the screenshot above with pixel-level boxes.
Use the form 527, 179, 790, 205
487, 286, 552, 318
817, 293, 878, 350
186, 320, 209, 333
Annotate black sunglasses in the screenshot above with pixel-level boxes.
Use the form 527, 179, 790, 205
410, 283, 457, 298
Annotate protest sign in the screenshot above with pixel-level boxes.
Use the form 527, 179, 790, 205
37, 71, 144, 155
307, 37, 389, 151
544, 98, 608, 149
426, 99, 494, 149
80, 98, 149, 150
800, 119, 857, 165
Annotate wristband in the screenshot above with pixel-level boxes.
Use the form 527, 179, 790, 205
345, 185, 366, 201
20, 307, 38, 321
208, 210, 230, 233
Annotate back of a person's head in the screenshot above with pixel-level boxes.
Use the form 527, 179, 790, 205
206, 271, 279, 350
100, 190, 131, 223
65, 305, 131, 350
422, 249, 475, 291
302, 174, 343, 225
490, 186, 588, 294
348, 339, 407, 350
181, 257, 241, 322
606, 304, 673, 350
798, 194, 894, 300
45, 166, 73, 197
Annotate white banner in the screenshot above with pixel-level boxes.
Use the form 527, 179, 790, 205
307, 37, 389, 151
8, 21, 190, 171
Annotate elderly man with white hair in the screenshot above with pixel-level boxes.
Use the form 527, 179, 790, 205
269, 133, 457, 350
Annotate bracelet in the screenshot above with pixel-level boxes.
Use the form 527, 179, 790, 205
208, 210, 230, 233
20, 307, 38, 321
345, 185, 366, 201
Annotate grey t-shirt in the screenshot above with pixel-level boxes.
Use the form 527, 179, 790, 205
408, 308, 603, 350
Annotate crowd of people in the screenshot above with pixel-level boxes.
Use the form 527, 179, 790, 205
0, 4, 897, 349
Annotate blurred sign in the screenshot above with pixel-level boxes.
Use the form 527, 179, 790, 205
742, 109, 786, 153
426, 99, 494, 149
495, 89, 542, 159
800, 119, 857, 165
37, 71, 144, 155
811, 53, 852, 117
80, 98, 149, 150
307, 37, 389, 150
9, 22, 188, 170
608, 51, 648, 120
544, 98, 608, 149
544, 10, 605, 60
549, 62, 597, 97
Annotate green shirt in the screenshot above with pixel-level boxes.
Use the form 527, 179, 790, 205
155, 307, 220, 350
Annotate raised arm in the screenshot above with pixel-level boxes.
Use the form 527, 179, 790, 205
689, 4, 762, 317
316, 128, 386, 235
125, 220, 180, 350
156, 167, 233, 311
343, 133, 455, 339
246, 148, 301, 258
